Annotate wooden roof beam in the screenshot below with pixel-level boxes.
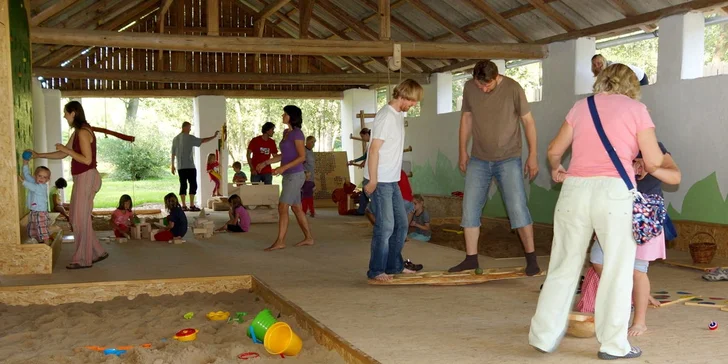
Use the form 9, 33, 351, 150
30, 27, 549, 59
60, 89, 344, 99
607, 0, 657, 32
538, 0, 728, 44
526, 0, 577, 32
464, 0, 532, 42
157, 0, 175, 33
406, 0, 478, 42
30, 0, 81, 27
34, 67, 430, 85
298, 0, 315, 38
208, 0, 219, 35
254, 0, 291, 37
378, 0, 391, 41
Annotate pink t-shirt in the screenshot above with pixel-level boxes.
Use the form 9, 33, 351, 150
235, 206, 251, 232
565, 94, 655, 186
111, 209, 133, 227
637, 231, 666, 261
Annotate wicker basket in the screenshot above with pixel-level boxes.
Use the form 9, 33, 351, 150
689, 232, 717, 264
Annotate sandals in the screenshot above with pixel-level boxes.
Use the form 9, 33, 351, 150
93, 253, 109, 264
189, 206, 201, 212
182, 206, 190, 211
404, 259, 423, 271
66, 263, 91, 270
703, 268, 728, 281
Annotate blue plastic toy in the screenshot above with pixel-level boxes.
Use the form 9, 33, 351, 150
103, 348, 127, 356
22, 151, 33, 160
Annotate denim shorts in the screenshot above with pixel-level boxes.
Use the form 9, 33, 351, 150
461, 156, 532, 229
403, 200, 415, 215
590, 238, 649, 273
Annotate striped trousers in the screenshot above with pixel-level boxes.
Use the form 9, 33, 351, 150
70, 169, 106, 266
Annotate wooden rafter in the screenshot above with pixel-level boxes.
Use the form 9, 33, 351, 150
157, 0, 175, 33
607, 0, 657, 32
30, 27, 549, 59
208, 0, 220, 35
538, 0, 728, 44
432, 0, 558, 41
362, 0, 406, 22
298, 0, 315, 39
61, 89, 343, 98
33, 67, 430, 85
464, 0, 531, 42
254, 0, 291, 37
526, 0, 577, 32
407, 0, 477, 42
378, 0, 391, 41
30, 0, 80, 27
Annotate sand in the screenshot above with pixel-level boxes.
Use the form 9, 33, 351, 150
429, 222, 553, 258
0, 290, 345, 364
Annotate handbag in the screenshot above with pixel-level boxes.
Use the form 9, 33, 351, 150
587, 95, 666, 245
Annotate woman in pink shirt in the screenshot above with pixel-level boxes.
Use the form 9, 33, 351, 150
529, 64, 668, 360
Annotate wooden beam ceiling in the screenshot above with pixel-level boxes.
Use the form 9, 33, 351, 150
33, 67, 430, 85
61, 89, 343, 99
298, 0, 315, 38
157, 0, 175, 33
207, 0, 220, 36
537, 0, 728, 44
378, 0, 391, 41
30, 27, 549, 59
254, 0, 291, 37
30, 0, 80, 27
607, 0, 657, 32
526, 0, 577, 32
464, 0, 531, 42
406, 0, 478, 42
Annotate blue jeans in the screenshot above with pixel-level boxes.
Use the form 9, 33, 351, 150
364, 179, 408, 279
251, 173, 273, 185
461, 156, 532, 229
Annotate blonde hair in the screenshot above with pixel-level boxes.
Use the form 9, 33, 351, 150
392, 79, 424, 102
207, 153, 216, 164
592, 63, 641, 100
413, 194, 425, 206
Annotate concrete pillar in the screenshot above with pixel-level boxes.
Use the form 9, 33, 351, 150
31, 79, 47, 169
658, 12, 705, 82
193, 95, 226, 206
543, 38, 596, 98
340, 88, 376, 184
421, 72, 453, 117
44, 89, 64, 200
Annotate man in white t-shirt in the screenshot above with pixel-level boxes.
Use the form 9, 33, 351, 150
363, 79, 424, 282
591, 54, 649, 86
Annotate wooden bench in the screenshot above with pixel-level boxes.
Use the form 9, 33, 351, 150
19, 212, 63, 271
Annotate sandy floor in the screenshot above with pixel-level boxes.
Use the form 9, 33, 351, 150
0, 290, 344, 364
429, 222, 552, 258
3, 208, 728, 364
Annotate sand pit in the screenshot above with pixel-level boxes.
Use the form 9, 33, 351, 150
0, 290, 345, 364
429, 221, 553, 258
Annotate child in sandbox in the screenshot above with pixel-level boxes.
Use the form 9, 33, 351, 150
577, 142, 680, 336
50, 177, 71, 221
206, 153, 222, 197
408, 194, 431, 242
232, 161, 248, 185
18, 158, 52, 244
155, 193, 189, 242
216, 194, 250, 232
110, 194, 136, 239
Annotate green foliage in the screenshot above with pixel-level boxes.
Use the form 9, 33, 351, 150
704, 20, 728, 64
98, 136, 167, 181
600, 38, 659, 83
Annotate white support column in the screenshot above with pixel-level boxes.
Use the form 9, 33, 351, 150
193, 96, 226, 206
421, 72, 453, 117
542, 38, 596, 98
341, 88, 377, 184
43, 89, 63, 197
658, 12, 705, 82
31, 80, 48, 169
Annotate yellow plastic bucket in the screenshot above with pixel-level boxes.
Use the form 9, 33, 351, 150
263, 322, 302, 356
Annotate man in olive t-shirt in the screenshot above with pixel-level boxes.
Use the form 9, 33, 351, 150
448, 60, 541, 276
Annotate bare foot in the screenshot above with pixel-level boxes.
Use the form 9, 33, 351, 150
401, 268, 417, 274
264, 241, 286, 251
372, 273, 392, 281
648, 295, 661, 307
628, 324, 647, 336
294, 238, 314, 247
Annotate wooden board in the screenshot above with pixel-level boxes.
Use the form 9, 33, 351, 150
313, 151, 350, 201
660, 257, 728, 272
651, 290, 699, 307
685, 296, 728, 308
367, 266, 545, 286
92, 209, 162, 216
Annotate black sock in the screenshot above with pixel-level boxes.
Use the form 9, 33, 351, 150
525, 252, 540, 276
449, 254, 479, 272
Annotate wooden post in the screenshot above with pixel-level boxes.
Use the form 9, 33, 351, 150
378, 0, 390, 40
207, 0, 219, 36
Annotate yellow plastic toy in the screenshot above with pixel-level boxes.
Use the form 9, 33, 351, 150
173, 328, 199, 342
206, 311, 231, 321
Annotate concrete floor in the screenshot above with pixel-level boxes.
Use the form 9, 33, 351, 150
2, 208, 726, 364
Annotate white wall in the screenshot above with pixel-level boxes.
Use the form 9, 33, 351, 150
193, 96, 226, 205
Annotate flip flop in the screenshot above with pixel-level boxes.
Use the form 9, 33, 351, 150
189, 206, 201, 211
66, 263, 92, 270
182, 206, 190, 211
92, 253, 109, 264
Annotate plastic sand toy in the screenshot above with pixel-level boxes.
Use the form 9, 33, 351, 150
173, 328, 199, 342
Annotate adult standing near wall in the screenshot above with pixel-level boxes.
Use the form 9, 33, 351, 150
247, 122, 278, 185
302, 135, 316, 217
591, 54, 650, 86
449, 60, 541, 276
30, 101, 108, 269
171, 121, 219, 211
256, 106, 314, 251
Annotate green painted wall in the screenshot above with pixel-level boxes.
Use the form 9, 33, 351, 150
10, 1, 33, 217
412, 154, 725, 225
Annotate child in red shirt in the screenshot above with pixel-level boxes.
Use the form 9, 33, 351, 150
111, 194, 136, 238
206, 153, 222, 197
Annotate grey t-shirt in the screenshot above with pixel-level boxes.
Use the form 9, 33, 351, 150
412, 210, 431, 237
304, 148, 315, 181
171, 133, 202, 170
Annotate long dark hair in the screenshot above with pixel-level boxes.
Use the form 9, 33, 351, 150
283, 105, 302, 129
228, 194, 243, 210
64, 101, 88, 129
117, 194, 133, 211
164, 193, 180, 212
